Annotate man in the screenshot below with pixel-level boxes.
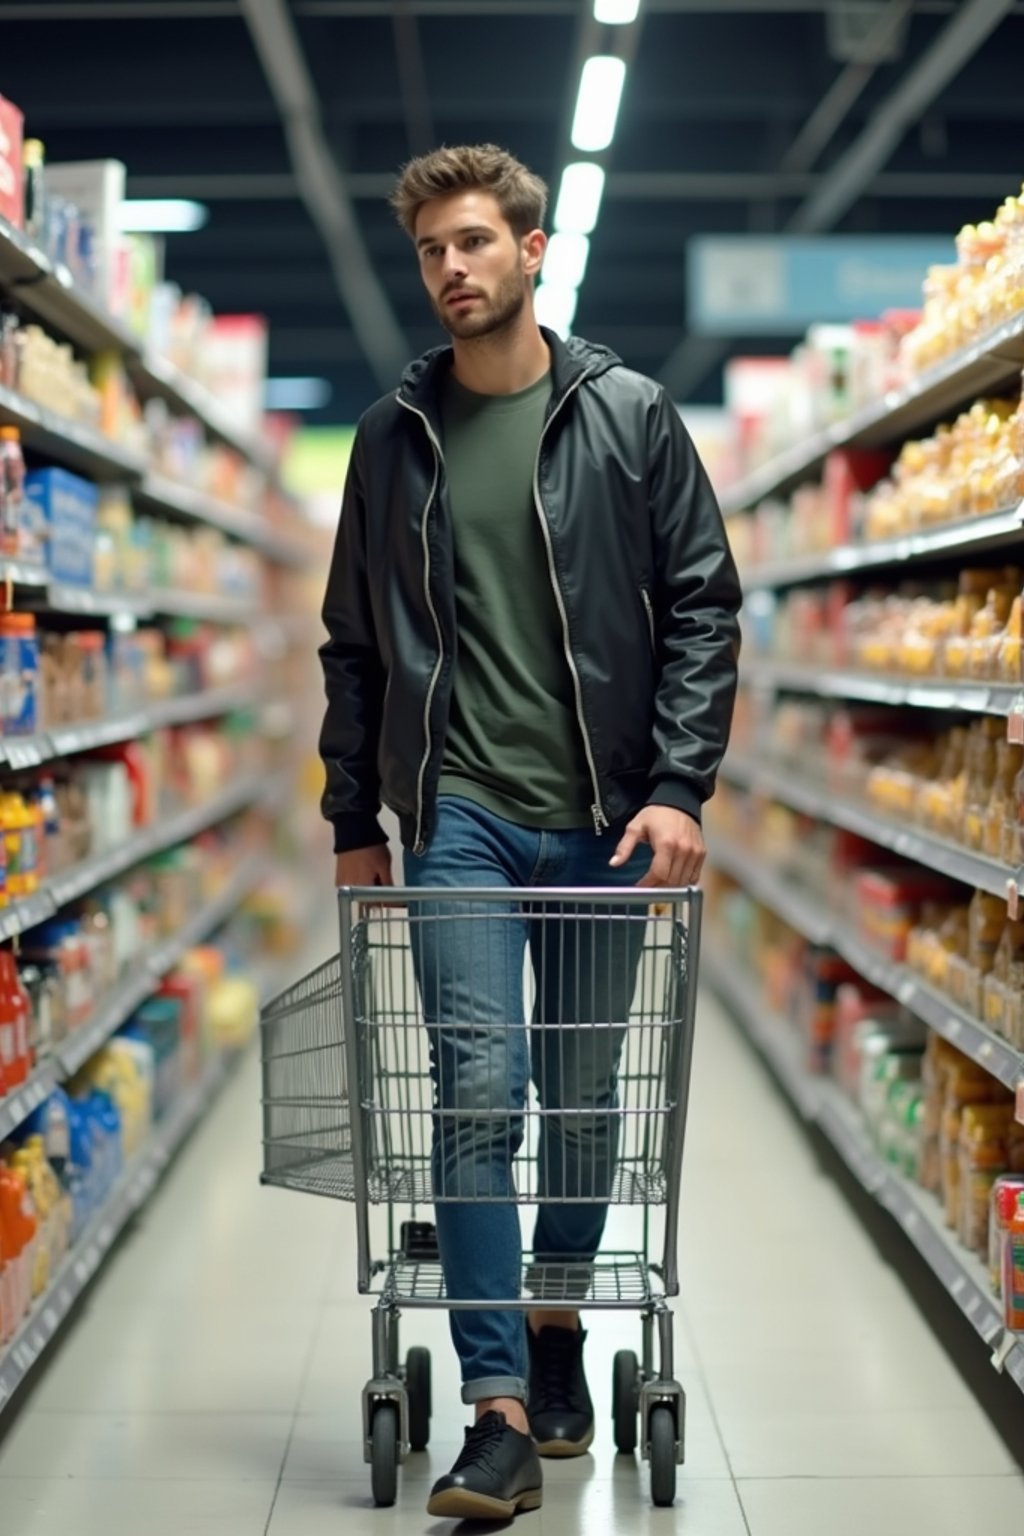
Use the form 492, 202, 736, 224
320, 143, 740, 1521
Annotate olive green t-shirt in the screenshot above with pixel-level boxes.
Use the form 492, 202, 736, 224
437, 369, 593, 827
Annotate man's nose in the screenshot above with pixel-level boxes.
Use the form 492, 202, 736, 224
442, 247, 469, 282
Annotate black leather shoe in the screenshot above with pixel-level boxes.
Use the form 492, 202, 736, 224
426, 1411, 543, 1520
526, 1324, 595, 1457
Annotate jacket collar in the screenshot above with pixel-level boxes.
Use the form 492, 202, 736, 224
397, 327, 620, 422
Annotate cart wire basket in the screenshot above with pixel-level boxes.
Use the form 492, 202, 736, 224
260, 885, 701, 1508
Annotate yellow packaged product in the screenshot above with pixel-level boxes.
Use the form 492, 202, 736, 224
962, 718, 1004, 849
985, 740, 1023, 859
958, 1103, 1014, 1254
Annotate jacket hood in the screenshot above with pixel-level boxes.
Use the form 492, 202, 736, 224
398, 326, 622, 411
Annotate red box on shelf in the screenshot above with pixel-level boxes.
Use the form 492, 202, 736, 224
0, 94, 24, 229
855, 866, 957, 962
823, 448, 892, 548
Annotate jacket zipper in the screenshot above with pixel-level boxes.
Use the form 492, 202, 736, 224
641, 586, 656, 650
397, 395, 445, 854
532, 374, 608, 834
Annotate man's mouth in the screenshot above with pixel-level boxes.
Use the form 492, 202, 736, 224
446, 291, 480, 308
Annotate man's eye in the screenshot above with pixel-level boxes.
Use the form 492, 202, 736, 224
466, 236, 485, 249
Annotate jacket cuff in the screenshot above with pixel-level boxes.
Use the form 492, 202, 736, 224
646, 777, 705, 826
331, 812, 390, 855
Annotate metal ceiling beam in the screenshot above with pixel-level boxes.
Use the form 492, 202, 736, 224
5, 0, 994, 17
236, 0, 409, 391
128, 169, 1023, 203
658, 0, 1018, 398
790, 0, 1018, 232
393, 0, 436, 156
781, 0, 914, 174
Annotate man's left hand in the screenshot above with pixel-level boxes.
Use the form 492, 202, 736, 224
609, 806, 705, 888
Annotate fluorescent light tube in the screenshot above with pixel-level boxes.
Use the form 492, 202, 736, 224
117, 199, 209, 233
534, 284, 578, 339
594, 0, 640, 22
554, 163, 606, 235
543, 232, 590, 290
571, 56, 627, 152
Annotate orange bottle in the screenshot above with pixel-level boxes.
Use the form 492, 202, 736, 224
0, 1160, 36, 1329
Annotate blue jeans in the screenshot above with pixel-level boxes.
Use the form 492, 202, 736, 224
404, 796, 651, 1404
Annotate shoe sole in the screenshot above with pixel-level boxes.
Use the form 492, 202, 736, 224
426, 1486, 543, 1519
533, 1422, 595, 1459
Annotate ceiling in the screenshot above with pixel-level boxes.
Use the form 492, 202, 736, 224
1, 0, 1023, 425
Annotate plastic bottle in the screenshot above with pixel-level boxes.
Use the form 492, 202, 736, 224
0, 1159, 36, 1329
0, 611, 39, 737
21, 139, 47, 245
0, 951, 30, 1088
0, 427, 26, 560
1004, 1190, 1024, 1332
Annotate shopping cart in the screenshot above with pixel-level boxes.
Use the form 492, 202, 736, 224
260, 886, 701, 1508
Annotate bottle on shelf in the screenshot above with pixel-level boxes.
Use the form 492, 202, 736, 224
0, 425, 25, 560
21, 139, 47, 246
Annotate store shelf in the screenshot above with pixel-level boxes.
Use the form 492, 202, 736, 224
743, 504, 1024, 590
58, 851, 269, 1079
709, 831, 1024, 1100
135, 351, 273, 476
0, 216, 273, 476
702, 943, 1024, 1394
136, 474, 268, 544
0, 773, 264, 941
148, 589, 257, 624
0, 1044, 240, 1413
720, 309, 1024, 516
742, 657, 1022, 718
0, 382, 146, 482
0, 214, 137, 358
722, 751, 1019, 899
0, 681, 260, 769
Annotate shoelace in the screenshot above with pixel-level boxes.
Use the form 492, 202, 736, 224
451, 1413, 508, 1475
532, 1330, 579, 1412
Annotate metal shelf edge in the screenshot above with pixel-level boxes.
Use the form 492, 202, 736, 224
702, 943, 1024, 1392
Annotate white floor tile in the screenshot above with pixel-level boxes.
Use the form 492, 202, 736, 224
0, 1410, 292, 1482
0, 1477, 277, 1536
716, 1405, 1017, 1479
738, 1474, 1024, 1536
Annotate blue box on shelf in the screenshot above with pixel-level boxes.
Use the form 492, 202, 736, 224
24, 467, 98, 588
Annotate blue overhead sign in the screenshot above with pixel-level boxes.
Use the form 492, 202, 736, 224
687, 235, 955, 335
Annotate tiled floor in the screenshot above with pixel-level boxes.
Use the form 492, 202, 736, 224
1, 919, 1022, 1535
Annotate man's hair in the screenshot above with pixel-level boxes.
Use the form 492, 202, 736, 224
390, 144, 548, 240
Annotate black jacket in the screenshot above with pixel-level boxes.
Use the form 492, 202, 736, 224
319, 328, 741, 856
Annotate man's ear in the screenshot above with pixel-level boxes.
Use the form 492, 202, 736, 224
522, 228, 547, 279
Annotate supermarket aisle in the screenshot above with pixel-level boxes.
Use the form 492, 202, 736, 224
0, 981, 1022, 1536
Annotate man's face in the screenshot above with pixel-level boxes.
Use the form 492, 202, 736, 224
414, 190, 544, 340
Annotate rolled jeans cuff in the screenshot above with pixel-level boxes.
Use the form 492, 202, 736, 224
462, 1375, 528, 1406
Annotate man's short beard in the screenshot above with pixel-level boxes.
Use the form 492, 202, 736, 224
434, 267, 529, 341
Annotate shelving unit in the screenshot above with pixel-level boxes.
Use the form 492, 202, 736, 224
720, 309, 1024, 515
739, 659, 1022, 718
708, 830, 1024, 1107
721, 752, 1020, 900
0, 850, 269, 1141
0, 214, 273, 473
0, 773, 266, 941
701, 944, 1024, 1395
743, 504, 1024, 590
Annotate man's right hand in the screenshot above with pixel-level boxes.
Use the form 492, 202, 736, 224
335, 844, 394, 893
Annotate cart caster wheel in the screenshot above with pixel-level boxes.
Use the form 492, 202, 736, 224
370, 1402, 399, 1507
612, 1350, 639, 1454
649, 1405, 677, 1508
406, 1346, 432, 1452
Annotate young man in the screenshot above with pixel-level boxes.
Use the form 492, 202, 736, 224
320, 144, 741, 1520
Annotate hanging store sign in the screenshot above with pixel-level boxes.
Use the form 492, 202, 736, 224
687, 235, 954, 335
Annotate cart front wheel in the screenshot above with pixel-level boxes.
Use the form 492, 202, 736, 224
612, 1350, 639, 1454
370, 1402, 399, 1507
649, 1404, 677, 1507
406, 1347, 432, 1451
